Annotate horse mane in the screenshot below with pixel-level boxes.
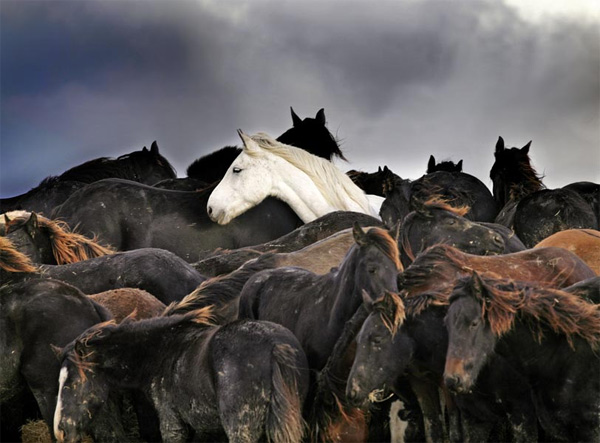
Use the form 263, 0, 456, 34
70, 306, 217, 378
364, 227, 402, 271
163, 254, 278, 319
403, 291, 450, 318
9, 214, 115, 264
0, 236, 38, 273
248, 133, 373, 214
492, 148, 545, 201
372, 291, 405, 336
456, 274, 600, 351
398, 244, 466, 295
420, 196, 470, 217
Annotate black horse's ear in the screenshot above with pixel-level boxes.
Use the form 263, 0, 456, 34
495, 136, 505, 153
427, 155, 435, 172
353, 222, 369, 247
521, 140, 532, 154
142, 146, 148, 152
315, 108, 326, 125
290, 107, 302, 127
377, 166, 383, 173
470, 271, 486, 295
25, 212, 38, 236
361, 289, 375, 312
456, 160, 463, 171
389, 221, 401, 243
383, 165, 390, 173
150, 141, 159, 154
50, 344, 63, 361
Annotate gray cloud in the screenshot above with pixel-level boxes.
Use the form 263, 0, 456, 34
1, 0, 598, 198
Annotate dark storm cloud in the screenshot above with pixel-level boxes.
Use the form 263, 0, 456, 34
1, 0, 598, 198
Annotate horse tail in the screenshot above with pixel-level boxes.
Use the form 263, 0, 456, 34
266, 343, 306, 443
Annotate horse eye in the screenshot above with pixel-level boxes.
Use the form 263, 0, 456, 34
232, 167, 242, 174
447, 219, 456, 225
372, 336, 382, 344
470, 319, 480, 329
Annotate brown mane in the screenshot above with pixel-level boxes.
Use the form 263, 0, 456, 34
468, 274, 600, 350
8, 214, 114, 264
364, 227, 402, 271
421, 196, 470, 217
69, 307, 216, 380
0, 236, 38, 273
372, 291, 405, 336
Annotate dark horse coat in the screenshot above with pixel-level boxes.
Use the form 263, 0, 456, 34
55, 314, 309, 443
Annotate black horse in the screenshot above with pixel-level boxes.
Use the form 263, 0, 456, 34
347, 289, 538, 443
1, 141, 176, 215
426, 155, 463, 173
238, 224, 401, 371
445, 272, 600, 442
52, 179, 303, 262
490, 136, 598, 247
183, 107, 345, 186
55, 313, 309, 442
397, 198, 523, 268
4, 212, 114, 265
1, 237, 206, 304
0, 278, 117, 441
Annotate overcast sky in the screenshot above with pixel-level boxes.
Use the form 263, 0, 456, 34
1, 0, 599, 198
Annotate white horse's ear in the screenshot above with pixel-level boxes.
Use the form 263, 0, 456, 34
237, 129, 260, 154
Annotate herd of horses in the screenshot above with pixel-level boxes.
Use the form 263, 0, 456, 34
1, 107, 599, 443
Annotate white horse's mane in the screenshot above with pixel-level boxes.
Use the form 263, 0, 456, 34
248, 132, 373, 213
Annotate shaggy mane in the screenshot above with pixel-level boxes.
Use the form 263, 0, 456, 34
0, 236, 38, 273
7, 214, 114, 264
248, 133, 373, 214
457, 274, 600, 350
364, 227, 402, 271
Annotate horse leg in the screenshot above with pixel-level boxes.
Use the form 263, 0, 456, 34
154, 400, 189, 443
408, 376, 448, 443
217, 390, 268, 443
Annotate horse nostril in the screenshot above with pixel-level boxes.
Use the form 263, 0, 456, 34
493, 235, 503, 247
208, 206, 212, 216
444, 375, 461, 393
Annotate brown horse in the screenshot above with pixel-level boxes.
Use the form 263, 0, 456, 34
89, 288, 166, 323
398, 244, 596, 299
535, 229, 600, 275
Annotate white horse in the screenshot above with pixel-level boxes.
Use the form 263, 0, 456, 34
207, 130, 381, 225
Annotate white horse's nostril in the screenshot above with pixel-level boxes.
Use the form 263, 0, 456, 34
208, 206, 212, 216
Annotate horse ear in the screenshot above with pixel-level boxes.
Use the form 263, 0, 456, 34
383, 165, 390, 173
389, 221, 401, 243
495, 136, 505, 154
237, 129, 260, 154
521, 141, 532, 154
50, 344, 63, 361
457, 160, 463, 171
377, 166, 383, 173
150, 141, 159, 154
142, 146, 148, 152
290, 107, 302, 127
470, 271, 487, 295
361, 289, 374, 312
4, 213, 11, 225
25, 212, 38, 236
427, 155, 435, 172
315, 108, 326, 125
353, 222, 369, 247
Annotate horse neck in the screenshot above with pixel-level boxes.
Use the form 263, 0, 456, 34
270, 157, 338, 222
327, 249, 367, 330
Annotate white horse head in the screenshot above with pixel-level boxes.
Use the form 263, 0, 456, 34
207, 130, 379, 224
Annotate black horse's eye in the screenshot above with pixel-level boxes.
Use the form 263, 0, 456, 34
470, 319, 480, 329
372, 336, 383, 345
447, 219, 456, 225
232, 167, 242, 174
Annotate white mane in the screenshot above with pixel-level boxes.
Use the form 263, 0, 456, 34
248, 133, 374, 214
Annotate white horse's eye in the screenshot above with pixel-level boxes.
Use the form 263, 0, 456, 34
233, 167, 242, 174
